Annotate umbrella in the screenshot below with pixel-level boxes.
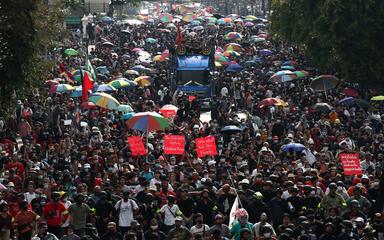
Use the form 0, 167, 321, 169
310, 75, 339, 91
145, 38, 157, 44
70, 86, 82, 98
89, 92, 120, 110
80, 101, 97, 110
250, 37, 266, 43
121, 112, 136, 121
281, 65, 295, 70
207, 17, 217, 23
245, 22, 254, 27
126, 112, 169, 132
131, 65, 151, 72
153, 55, 166, 62
101, 16, 113, 24
134, 76, 153, 86
214, 53, 229, 63
159, 13, 173, 23
224, 32, 242, 41
64, 48, 78, 56
108, 79, 132, 89
191, 20, 201, 26
338, 97, 355, 105
258, 98, 279, 108
159, 104, 178, 118
259, 49, 272, 55
132, 48, 142, 52
218, 18, 233, 25
343, 87, 359, 97
215, 61, 223, 67
158, 28, 171, 33
96, 66, 109, 75
221, 125, 242, 132
183, 14, 197, 22
245, 15, 257, 21
124, 70, 139, 76
45, 79, 60, 85
226, 62, 243, 72
224, 51, 240, 57
270, 70, 297, 83
282, 143, 306, 152
102, 41, 114, 47
72, 69, 91, 82
294, 70, 309, 79
244, 60, 258, 67
166, 23, 176, 29
371, 96, 384, 101
117, 104, 134, 113
225, 43, 242, 52
95, 84, 116, 93
55, 84, 75, 93
282, 60, 295, 66
192, 25, 204, 31
313, 103, 333, 112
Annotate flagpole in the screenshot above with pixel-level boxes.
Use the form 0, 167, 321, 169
226, 168, 243, 208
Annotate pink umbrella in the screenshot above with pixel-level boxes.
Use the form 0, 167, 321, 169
132, 48, 142, 52
215, 47, 224, 53
0, 183, 7, 191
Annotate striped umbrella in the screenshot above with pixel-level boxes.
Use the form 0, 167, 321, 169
124, 70, 140, 76
218, 18, 233, 25
159, 13, 173, 23
224, 50, 240, 57
310, 75, 339, 91
95, 84, 116, 92
55, 84, 75, 93
89, 92, 120, 110
183, 14, 197, 22
224, 32, 242, 41
270, 70, 297, 83
126, 112, 169, 132
108, 79, 131, 89
225, 43, 242, 52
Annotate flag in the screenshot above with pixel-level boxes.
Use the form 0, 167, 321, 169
82, 72, 94, 102
176, 22, 182, 48
229, 196, 240, 228
85, 53, 97, 80
58, 62, 74, 83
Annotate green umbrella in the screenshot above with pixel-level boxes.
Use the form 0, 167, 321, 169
64, 48, 78, 56
371, 96, 384, 101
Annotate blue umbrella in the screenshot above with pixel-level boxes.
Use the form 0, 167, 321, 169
96, 66, 109, 75
70, 86, 82, 98
226, 63, 243, 72
282, 60, 294, 66
145, 38, 157, 44
101, 16, 113, 24
282, 143, 306, 152
191, 20, 201, 26
131, 65, 152, 73
121, 112, 135, 121
338, 97, 355, 105
259, 49, 272, 56
221, 125, 242, 132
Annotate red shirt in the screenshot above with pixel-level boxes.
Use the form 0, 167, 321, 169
42, 201, 66, 227
0, 139, 13, 156
6, 162, 25, 179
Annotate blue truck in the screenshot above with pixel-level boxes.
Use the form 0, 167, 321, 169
171, 54, 215, 98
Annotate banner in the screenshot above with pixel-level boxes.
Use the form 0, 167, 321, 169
127, 136, 147, 156
340, 153, 362, 176
195, 136, 217, 158
164, 135, 185, 155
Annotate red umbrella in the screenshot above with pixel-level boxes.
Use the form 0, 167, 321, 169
343, 87, 359, 97
258, 98, 279, 108
80, 101, 97, 110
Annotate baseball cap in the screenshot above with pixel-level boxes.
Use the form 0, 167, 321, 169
175, 216, 183, 221
239, 179, 250, 185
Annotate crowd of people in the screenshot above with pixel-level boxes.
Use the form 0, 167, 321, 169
0, 3, 383, 240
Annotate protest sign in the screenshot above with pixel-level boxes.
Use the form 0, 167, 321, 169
340, 153, 362, 175
127, 136, 147, 156
195, 136, 217, 158
164, 135, 185, 155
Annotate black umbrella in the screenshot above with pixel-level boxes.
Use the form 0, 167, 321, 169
313, 103, 333, 112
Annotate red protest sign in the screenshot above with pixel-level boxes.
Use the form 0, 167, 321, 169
195, 136, 217, 158
164, 135, 185, 155
340, 153, 362, 176
127, 136, 147, 156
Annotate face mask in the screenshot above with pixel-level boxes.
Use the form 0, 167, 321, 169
244, 170, 250, 175
150, 225, 158, 230
84, 168, 89, 172
119, 158, 124, 163
337, 186, 343, 191
170, 160, 176, 165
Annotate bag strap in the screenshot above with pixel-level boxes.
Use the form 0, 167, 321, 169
167, 206, 176, 218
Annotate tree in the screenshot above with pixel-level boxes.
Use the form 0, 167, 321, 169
270, 0, 384, 88
0, 0, 68, 117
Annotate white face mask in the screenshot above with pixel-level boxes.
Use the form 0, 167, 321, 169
150, 225, 158, 230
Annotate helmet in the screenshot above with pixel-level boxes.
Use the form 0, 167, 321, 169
262, 225, 273, 232
328, 183, 337, 190
350, 199, 360, 208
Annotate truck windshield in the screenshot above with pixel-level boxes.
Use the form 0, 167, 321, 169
176, 70, 210, 85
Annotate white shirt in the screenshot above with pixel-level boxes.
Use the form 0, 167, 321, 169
25, 192, 36, 204
160, 204, 180, 226
221, 87, 228, 97
190, 224, 210, 237
115, 199, 139, 227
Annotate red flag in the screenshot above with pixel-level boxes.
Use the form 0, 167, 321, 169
82, 72, 94, 102
164, 135, 185, 155
195, 136, 217, 158
176, 23, 182, 48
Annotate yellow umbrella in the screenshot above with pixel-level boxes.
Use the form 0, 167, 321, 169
245, 15, 257, 20
371, 96, 384, 101
134, 76, 153, 87
215, 61, 223, 67
89, 92, 120, 110
153, 55, 166, 62
274, 99, 288, 107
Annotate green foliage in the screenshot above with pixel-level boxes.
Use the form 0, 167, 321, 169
271, 0, 384, 88
0, 0, 68, 117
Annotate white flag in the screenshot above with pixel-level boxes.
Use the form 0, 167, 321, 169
229, 195, 240, 228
